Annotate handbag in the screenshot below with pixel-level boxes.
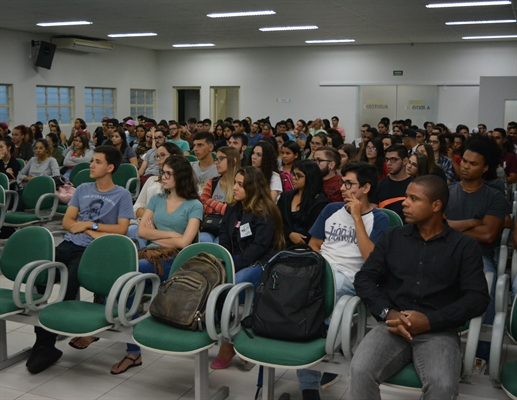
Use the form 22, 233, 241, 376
138, 246, 179, 277
56, 177, 75, 204
200, 214, 223, 237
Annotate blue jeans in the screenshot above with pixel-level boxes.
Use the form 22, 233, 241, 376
349, 322, 461, 400
476, 254, 496, 361
296, 269, 356, 391
235, 263, 263, 303
126, 257, 174, 354
199, 232, 219, 244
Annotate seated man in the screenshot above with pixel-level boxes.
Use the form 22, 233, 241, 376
296, 162, 389, 400
314, 146, 343, 203
27, 146, 135, 374
228, 133, 249, 165
350, 175, 490, 400
191, 132, 219, 195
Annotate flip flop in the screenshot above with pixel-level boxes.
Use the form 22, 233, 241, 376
68, 337, 99, 350
111, 354, 142, 375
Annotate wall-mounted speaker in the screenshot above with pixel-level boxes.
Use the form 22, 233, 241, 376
34, 41, 57, 69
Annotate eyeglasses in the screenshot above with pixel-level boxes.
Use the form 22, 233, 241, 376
107, 125, 115, 128
292, 172, 305, 180
215, 156, 227, 163
160, 169, 173, 179
429, 140, 439, 145
155, 153, 169, 160
315, 158, 331, 164
340, 180, 360, 190
366, 146, 376, 151
146, 135, 153, 139
154, 136, 165, 140
407, 161, 418, 168
385, 157, 401, 164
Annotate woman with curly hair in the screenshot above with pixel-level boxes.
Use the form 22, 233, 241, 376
247, 140, 282, 202
361, 138, 388, 180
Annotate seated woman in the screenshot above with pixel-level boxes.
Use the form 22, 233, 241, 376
45, 133, 63, 166
109, 155, 203, 374
214, 124, 234, 151
337, 143, 357, 171
16, 138, 60, 189
307, 132, 327, 160
200, 146, 240, 243
415, 144, 447, 181
0, 136, 21, 189
213, 166, 285, 369
68, 118, 90, 145
278, 160, 329, 247
63, 134, 94, 178
127, 142, 182, 248
361, 138, 388, 180
50, 122, 67, 148
111, 128, 138, 168
11, 125, 34, 162
247, 141, 283, 202
280, 140, 301, 191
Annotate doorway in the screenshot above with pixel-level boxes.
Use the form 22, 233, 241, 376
210, 87, 240, 122
174, 87, 200, 122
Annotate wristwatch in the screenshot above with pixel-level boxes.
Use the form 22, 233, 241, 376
380, 307, 390, 320
92, 223, 99, 231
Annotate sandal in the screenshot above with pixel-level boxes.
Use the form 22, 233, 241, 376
111, 354, 142, 375
68, 337, 99, 350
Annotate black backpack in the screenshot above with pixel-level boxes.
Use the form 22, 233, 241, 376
245, 245, 326, 341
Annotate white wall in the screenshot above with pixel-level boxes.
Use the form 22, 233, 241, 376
0, 28, 158, 130
1, 27, 516, 141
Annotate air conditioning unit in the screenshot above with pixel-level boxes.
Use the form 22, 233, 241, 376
51, 38, 113, 53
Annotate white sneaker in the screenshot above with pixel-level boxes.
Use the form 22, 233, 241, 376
473, 357, 487, 374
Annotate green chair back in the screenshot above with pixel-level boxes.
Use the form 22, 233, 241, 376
211, 152, 217, 160
77, 235, 138, 297
0, 173, 9, 190
168, 243, 235, 284
185, 155, 198, 162
379, 208, 403, 227
509, 296, 517, 340
72, 169, 95, 187
22, 176, 55, 210
0, 185, 4, 205
16, 158, 25, 170
0, 226, 54, 285
190, 149, 195, 155
69, 162, 91, 182
113, 163, 138, 192
322, 259, 336, 318
243, 147, 252, 159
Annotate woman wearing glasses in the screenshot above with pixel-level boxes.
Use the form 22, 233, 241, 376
278, 160, 329, 247
428, 133, 454, 183
199, 146, 241, 243
213, 166, 285, 369
361, 138, 388, 180
127, 142, 182, 248
111, 155, 203, 375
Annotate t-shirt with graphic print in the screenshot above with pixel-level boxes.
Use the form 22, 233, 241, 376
64, 182, 135, 248
309, 203, 389, 283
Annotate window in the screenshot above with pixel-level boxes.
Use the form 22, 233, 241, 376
0, 85, 12, 125
36, 86, 73, 124
85, 88, 115, 123
130, 89, 155, 119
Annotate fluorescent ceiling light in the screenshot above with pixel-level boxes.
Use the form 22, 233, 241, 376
207, 10, 275, 18
108, 33, 157, 37
260, 26, 318, 32
463, 34, 517, 39
306, 39, 355, 44
173, 43, 215, 48
427, 1, 510, 8
447, 19, 516, 24
37, 21, 92, 27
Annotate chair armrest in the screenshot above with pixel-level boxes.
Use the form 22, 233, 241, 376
105, 271, 144, 325
512, 249, 517, 283
126, 177, 141, 200
0, 204, 5, 227
488, 311, 507, 381
23, 261, 69, 311
462, 314, 483, 377
497, 245, 508, 276
495, 274, 510, 314
340, 296, 367, 359
220, 282, 254, 341
325, 295, 353, 356
486, 272, 494, 296
4, 189, 18, 212
206, 283, 235, 341
116, 272, 161, 327
34, 193, 59, 220
501, 228, 510, 247
12, 260, 58, 309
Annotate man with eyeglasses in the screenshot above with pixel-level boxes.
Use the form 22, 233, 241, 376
371, 144, 412, 223
138, 127, 167, 185
191, 132, 218, 195
297, 161, 389, 400
314, 146, 344, 202
168, 121, 190, 155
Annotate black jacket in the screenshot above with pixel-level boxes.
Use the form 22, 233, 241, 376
277, 190, 329, 247
219, 201, 276, 272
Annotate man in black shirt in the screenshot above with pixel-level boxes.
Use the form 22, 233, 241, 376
350, 175, 489, 400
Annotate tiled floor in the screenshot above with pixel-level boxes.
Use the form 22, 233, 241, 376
0, 221, 515, 399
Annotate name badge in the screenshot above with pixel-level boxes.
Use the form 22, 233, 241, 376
239, 222, 252, 238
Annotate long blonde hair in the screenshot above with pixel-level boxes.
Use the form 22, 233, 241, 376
217, 146, 241, 204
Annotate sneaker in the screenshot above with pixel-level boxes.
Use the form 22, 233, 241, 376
302, 389, 321, 400
320, 372, 342, 389
473, 357, 487, 374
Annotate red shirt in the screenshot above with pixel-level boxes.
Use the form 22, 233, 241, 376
323, 174, 343, 202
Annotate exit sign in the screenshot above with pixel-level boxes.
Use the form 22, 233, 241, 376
393, 70, 403, 76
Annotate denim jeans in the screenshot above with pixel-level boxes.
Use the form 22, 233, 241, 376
476, 254, 496, 361
349, 322, 461, 400
296, 269, 356, 391
199, 232, 219, 244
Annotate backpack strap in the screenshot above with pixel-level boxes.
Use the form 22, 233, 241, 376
379, 197, 406, 209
